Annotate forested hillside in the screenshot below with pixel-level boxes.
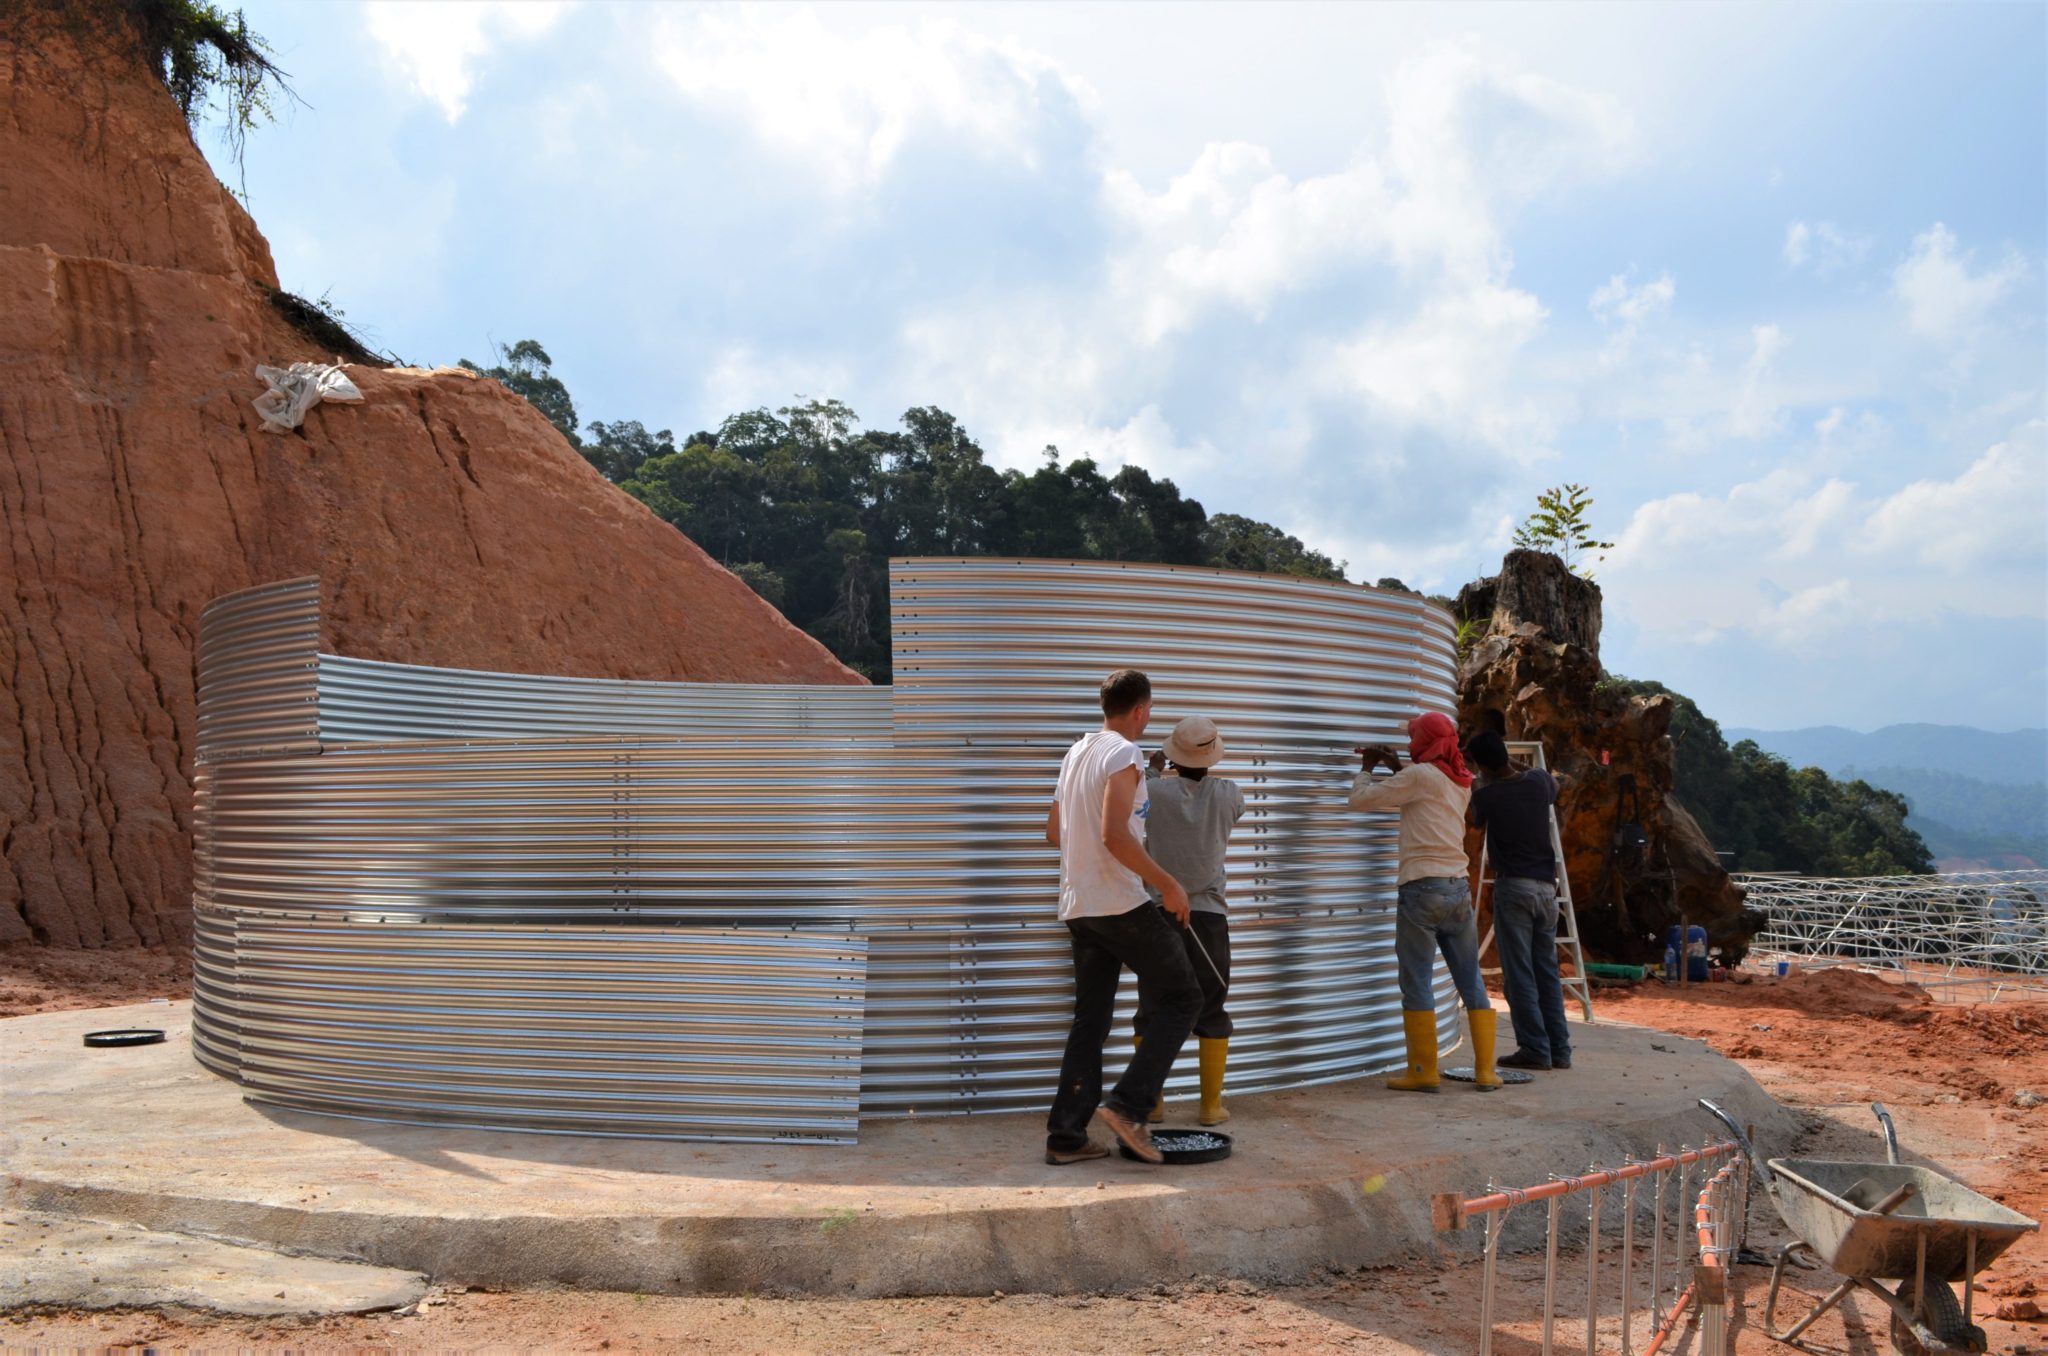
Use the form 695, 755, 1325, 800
1727, 725, 2047, 868
466, 342, 1349, 677
1725, 724, 2048, 786
1603, 680, 1934, 877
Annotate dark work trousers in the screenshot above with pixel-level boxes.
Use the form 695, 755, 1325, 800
1046, 903, 1202, 1152
1133, 911, 1232, 1040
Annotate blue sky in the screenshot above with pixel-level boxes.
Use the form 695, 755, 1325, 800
204, 2, 2046, 733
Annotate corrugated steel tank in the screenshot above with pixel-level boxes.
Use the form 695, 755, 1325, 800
191, 561, 1461, 1142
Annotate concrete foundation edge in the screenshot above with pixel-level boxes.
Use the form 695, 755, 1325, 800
8, 1079, 1790, 1299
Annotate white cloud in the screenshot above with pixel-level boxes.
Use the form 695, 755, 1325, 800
885, 41, 1635, 502
700, 344, 855, 419
1893, 223, 2026, 344
1590, 271, 1674, 364
1726, 323, 1788, 438
1782, 219, 1870, 274
1101, 141, 1387, 342
1101, 46, 1635, 340
1319, 282, 1552, 450
1606, 422, 2048, 663
364, 1, 569, 122
1751, 578, 1856, 651
1809, 405, 1891, 473
1784, 221, 1808, 265
1860, 421, 2048, 571
1078, 44, 1633, 467
650, 9, 1092, 192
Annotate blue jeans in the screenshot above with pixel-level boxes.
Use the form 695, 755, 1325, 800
1395, 876, 1488, 1012
1047, 904, 1201, 1152
1494, 876, 1571, 1064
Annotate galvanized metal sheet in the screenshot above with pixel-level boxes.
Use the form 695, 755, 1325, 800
190, 563, 1463, 1136
189, 907, 242, 1079
216, 917, 866, 1143
194, 740, 1395, 926
889, 558, 1457, 746
195, 577, 321, 762
318, 654, 887, 745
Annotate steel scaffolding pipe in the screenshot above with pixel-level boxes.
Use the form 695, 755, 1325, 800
1740, 871, 2048, 1001
190, 561, 1461, 1141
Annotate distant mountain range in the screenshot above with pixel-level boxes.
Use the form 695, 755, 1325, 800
1725, 724, 2048, 870
1722, 724, 2048, 786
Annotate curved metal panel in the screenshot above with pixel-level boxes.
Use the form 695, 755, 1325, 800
889, 558, 1457, 747
195, 577, 320, 762
213, 917, 866, 1142
193, 741, 1394, 926
191, 563, 1463, 1136
317, 654, 886, 745
190, 907, 242, 1078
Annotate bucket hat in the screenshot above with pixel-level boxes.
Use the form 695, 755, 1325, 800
1162, 715, 1225, 769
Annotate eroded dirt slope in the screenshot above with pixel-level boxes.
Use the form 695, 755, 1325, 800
0, 21, 858, 949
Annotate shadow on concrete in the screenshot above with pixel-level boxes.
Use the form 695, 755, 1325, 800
245, 1100, 507, 1183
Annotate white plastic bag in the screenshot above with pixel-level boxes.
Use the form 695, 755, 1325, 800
252, 362, 364, 434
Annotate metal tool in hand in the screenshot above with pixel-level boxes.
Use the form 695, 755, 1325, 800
1183, 919, 1228, 989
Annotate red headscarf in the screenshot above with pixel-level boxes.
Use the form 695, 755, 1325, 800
1407, 713, 1472, 788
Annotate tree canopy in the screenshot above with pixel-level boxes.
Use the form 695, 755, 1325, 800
1603, 677, 1935, 876
482, 341, 1347, 677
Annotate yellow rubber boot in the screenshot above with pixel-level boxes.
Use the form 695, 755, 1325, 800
1469, 1008, 1503, 1091
1135, 1035, 1164, 1122
1386, 1010, 1441, 1092
1198, 1037, 1230, 1126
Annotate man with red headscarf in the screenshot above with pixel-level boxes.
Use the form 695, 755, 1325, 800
1350, 712, 1502, 1093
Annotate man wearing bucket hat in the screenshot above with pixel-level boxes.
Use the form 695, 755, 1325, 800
1350, 712, 1502, 1093
1136, 714, 1247, 1127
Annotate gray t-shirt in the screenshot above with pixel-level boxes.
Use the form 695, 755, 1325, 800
1143, 772, 1248, 914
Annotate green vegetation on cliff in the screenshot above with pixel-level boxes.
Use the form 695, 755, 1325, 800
472, 341, 1346, 677
1604, 678, 1935, 876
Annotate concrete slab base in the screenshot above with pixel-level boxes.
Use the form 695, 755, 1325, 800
4, 1002, 1793, 1298
1, 1210, 428, 1315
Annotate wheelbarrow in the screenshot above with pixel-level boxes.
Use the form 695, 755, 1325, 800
1700, 1098, 2038, 1356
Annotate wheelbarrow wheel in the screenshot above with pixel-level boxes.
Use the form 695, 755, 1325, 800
1889, 1274, 1983, 1356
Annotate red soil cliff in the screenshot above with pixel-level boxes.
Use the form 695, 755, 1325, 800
0, 20, 860, 948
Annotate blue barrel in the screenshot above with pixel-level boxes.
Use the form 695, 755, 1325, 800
1665, 924, 1709, 982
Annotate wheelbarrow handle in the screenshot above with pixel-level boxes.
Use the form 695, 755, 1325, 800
1698, 1098, 1774, 1190
1871, 1102, 1900, 1166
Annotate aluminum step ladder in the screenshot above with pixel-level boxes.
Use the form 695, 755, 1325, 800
1472, 740, 1595, 1022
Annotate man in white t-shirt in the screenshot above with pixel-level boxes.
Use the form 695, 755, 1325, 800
1042, 669, 1199, 1166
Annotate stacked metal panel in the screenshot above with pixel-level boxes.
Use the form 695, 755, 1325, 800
226, 920, 866, 1142
194, 576, 320, 762
190, 560, 1461, 1138
317, 654, 890, 745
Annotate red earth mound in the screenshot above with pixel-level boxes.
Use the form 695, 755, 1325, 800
1600, 967, 2046, 1105
0, 19, 860, 951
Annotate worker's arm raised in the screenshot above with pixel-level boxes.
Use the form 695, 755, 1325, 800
1100, 766, 1191, 923
1350, 762, 1422, 811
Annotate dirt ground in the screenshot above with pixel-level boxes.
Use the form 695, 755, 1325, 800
0, 944, 190, 1018
2, 957, 2042, 1354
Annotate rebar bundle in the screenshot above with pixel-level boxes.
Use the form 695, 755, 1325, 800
1739, 870, 2048, 1001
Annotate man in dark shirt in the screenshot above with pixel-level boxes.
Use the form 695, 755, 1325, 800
1466, 732, 1572, 1071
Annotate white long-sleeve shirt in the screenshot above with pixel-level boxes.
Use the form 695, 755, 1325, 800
1349, 762, 1471, 885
